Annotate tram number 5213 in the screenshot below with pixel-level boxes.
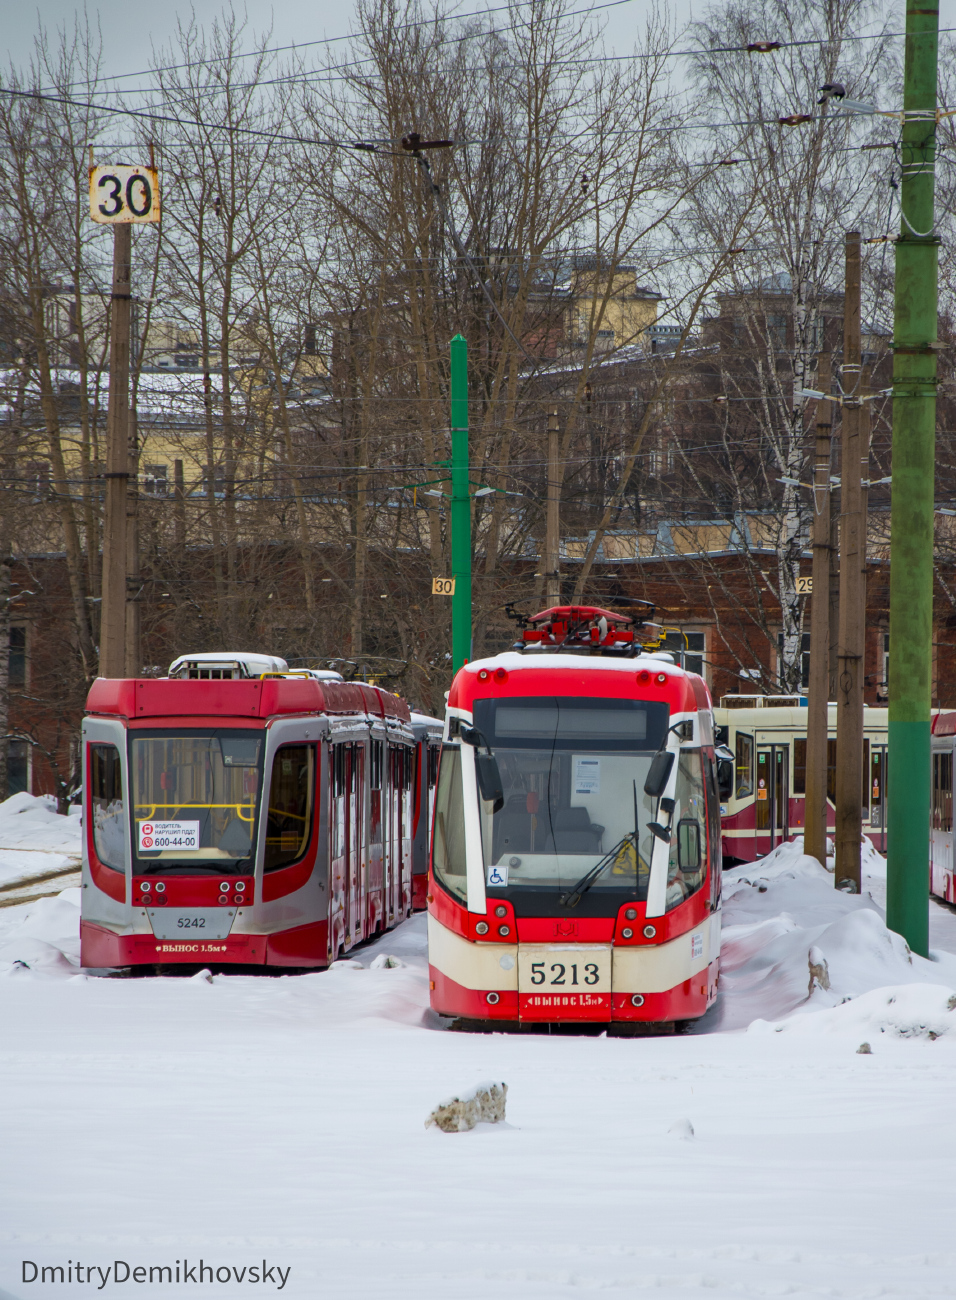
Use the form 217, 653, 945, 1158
531, 961, 600, 986
89, 165, 161, 224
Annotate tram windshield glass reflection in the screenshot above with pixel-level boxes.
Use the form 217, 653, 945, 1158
130, 730, 263, 874
472, 697, 670, 909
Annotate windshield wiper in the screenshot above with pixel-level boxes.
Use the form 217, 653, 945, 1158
560, 833, 635, 908
561, 778, 643, 908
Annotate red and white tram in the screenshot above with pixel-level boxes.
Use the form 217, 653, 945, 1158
427, 606, 724, 1032
81, 652, 440, 970
410, 712, 443, 909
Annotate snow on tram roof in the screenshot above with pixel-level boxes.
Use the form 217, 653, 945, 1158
460, 651, 684, 676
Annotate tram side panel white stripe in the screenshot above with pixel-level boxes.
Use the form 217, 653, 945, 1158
460, 745, 487, 915
611, 922, 714, 993
427, 913, 517, 990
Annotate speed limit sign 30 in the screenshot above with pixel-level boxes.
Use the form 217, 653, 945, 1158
89, 165, 161, 224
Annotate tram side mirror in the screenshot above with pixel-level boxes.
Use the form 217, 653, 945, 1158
715, 745, 735, 801
475, 753, 504, 813
677, 819, 701, 872
644, 750, 675, 799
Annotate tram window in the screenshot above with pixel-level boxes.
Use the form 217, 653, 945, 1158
735, 733, 754, 798
265, 745, 315, 872
933, 752, 953, 832
666, 751, 707, 912
370, 740, 383, 790
332, 744, 347, 797
427, 745, 440, 787
432, 746, 467, 903
131, 732, 262, 870
89, 743, 125, 871
793, 739, 806, 794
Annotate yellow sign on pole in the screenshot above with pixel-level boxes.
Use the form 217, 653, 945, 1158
796, 576, 813, 594
432, 577, 456, 596
89, 165, 161, 224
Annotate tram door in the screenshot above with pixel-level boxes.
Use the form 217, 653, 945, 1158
349, 744, 365, 945
869, 744, 887, 853
755, 745, 789, 852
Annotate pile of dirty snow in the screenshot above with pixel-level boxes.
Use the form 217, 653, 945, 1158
708, 837, 956, 1039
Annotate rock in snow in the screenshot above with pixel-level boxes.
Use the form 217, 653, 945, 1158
667, 1117, 695, 1139
426, 1081, 508, 1132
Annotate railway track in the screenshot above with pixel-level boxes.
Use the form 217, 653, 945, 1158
0, 859, 82, 908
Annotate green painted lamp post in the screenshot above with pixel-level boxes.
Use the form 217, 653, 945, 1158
886, 7, 939, 956
450, 334, 472, 673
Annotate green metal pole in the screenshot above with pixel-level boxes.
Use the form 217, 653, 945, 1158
886, 5, 939, 957
450, 334, 472, 672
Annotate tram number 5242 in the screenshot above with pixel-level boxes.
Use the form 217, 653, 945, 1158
531, 961, 600, 986
89, 165, 161, 224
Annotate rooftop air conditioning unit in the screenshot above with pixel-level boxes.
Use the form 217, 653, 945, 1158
167, 652, 289, 680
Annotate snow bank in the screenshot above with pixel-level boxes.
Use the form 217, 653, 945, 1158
710, 838, 956, 1033
751, 982, 956, 1043
0, 791, 81, 887
0, 888, 81, 976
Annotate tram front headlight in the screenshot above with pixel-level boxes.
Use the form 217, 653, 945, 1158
643, 924, 657, 939
475, 921, 489, 935
622, 928, 634, 939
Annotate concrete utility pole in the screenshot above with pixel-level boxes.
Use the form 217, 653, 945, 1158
125, 405, 141, 677
804, 350, 833, 868
450, 334, 472, 672
545, 408, 561, 605
886, 1, 939, 957
99, 222, 132, 679
835, 232, 867, 893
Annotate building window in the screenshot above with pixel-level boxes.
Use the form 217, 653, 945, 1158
143, 464, 168, 497
7, 739, 29, 796
663, 630, 705, 677
767, 314, 787, 349
9, 626, 26, 688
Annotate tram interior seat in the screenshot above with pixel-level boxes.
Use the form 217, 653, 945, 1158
494, 797, 605, 859
218, 817, 252, 857
540, 807, 604, 854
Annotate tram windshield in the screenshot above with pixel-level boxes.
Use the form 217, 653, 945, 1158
464, 696, 679, 914
130, 730, 263, 875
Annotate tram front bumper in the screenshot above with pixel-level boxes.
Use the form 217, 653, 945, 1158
427, 913, 719, 1023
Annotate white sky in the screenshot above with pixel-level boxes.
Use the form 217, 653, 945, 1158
5, 0, 723, 81
6, 0, 955, 91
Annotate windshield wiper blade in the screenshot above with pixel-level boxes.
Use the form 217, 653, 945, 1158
560, 834, 635, 908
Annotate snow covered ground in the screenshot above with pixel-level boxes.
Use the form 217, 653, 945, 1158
3, 795, 956, 1299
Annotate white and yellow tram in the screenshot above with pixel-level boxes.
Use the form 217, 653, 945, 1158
715, 697, 889, 864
